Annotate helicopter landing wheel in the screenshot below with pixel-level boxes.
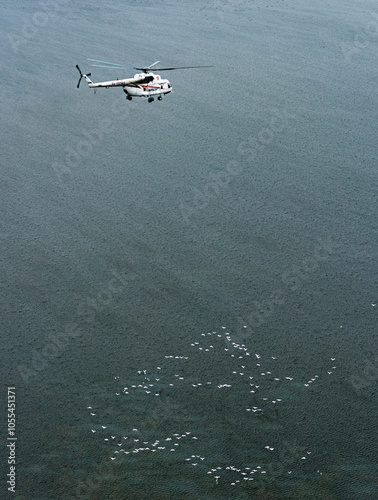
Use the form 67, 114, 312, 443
148, 97, 154, 103
126, 95, 132, 101
157, 96, 162, 101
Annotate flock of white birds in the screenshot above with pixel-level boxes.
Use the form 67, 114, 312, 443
87, 327, 336, 488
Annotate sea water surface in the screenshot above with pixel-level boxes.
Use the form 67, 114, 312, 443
1, 0, 377, 498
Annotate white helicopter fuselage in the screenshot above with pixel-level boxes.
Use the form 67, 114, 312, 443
86, 72, 172, 99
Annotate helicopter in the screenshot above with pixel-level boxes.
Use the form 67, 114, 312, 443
76, 59, 212, 102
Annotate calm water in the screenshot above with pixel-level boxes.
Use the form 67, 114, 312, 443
1, 0, 378, 498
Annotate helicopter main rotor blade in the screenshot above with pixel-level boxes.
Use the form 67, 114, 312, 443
87, 58, 127, 67
90, 64, 130, 69
133, 61, 161, 72
88, 58, 213, 73
135, 65, 214, 71
147, 60, 160, 69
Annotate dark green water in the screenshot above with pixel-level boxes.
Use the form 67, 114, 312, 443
1, 0, 377, 498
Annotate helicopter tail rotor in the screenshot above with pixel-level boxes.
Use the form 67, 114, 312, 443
76, 64, 91, 88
